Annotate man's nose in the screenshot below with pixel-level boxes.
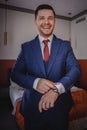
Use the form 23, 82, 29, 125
44, 19, 49, 24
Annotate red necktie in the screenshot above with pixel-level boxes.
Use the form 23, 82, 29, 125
43, 39, 50, 62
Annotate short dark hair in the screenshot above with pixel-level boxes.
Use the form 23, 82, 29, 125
35, 4, 56, 19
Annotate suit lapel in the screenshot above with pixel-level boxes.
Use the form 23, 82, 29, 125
32, 36, 46, 76
47, 36, 61, 75
31, 36, 62, 77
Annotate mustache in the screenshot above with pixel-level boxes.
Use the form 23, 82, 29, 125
41, 24, 51, 28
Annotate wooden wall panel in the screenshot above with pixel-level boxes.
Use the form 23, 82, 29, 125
0, 60, 16, 87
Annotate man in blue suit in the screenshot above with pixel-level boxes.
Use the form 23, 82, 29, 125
11, 4, 81, 130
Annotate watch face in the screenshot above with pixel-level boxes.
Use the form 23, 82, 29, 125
52, 88, 59, 94
54, 89, 57, 92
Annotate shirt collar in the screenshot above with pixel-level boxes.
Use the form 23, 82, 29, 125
38, 34, 53, 44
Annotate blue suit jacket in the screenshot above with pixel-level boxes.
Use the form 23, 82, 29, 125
11, 35, 81, 116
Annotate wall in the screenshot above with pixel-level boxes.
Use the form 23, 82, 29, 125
71, 14, 87, 59
0, 8, 70, 60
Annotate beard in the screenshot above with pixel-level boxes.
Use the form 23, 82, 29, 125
39, 24, 54, 37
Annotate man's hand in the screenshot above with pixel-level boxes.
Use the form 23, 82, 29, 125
38, 89, 59, 112
36, 78, 55, 94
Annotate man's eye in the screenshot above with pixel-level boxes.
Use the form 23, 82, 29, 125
48, 17, 54, 20
39, 17, 44, 20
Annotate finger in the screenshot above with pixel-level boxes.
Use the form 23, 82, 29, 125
36, 88, 45, 94
45, 81, 55, 89
50, 100, 54, 108
38, 88, 49, 94
42, 85, 50, 93
45, 102, 50, 109
42, 102, 47, 110
38, 100, 43, 113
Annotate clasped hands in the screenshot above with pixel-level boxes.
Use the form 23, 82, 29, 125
36, 79, 59, 112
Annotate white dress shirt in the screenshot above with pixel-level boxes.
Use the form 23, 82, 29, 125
33, 34, 65, 94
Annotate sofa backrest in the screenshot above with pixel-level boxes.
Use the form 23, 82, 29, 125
78, 60, 87, 89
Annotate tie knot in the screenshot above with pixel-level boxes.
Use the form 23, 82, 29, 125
43, 39, 49, 45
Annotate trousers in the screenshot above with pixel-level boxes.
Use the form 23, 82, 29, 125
24, 92, 73, 130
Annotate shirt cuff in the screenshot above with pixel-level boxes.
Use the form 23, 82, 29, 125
55, 83, 65, 94
33, 78, 40, 90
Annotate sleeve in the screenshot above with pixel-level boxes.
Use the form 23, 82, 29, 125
58, 42, 81, 92
11, 45, 36, 90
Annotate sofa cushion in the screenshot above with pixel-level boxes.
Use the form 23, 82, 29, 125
69, 89, 87, 121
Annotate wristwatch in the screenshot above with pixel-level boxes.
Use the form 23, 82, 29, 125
52, 87, 60, 94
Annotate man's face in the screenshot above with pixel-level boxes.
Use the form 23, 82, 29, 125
35, 9, 55, 38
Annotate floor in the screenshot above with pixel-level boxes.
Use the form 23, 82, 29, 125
0, 97, 19, 130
